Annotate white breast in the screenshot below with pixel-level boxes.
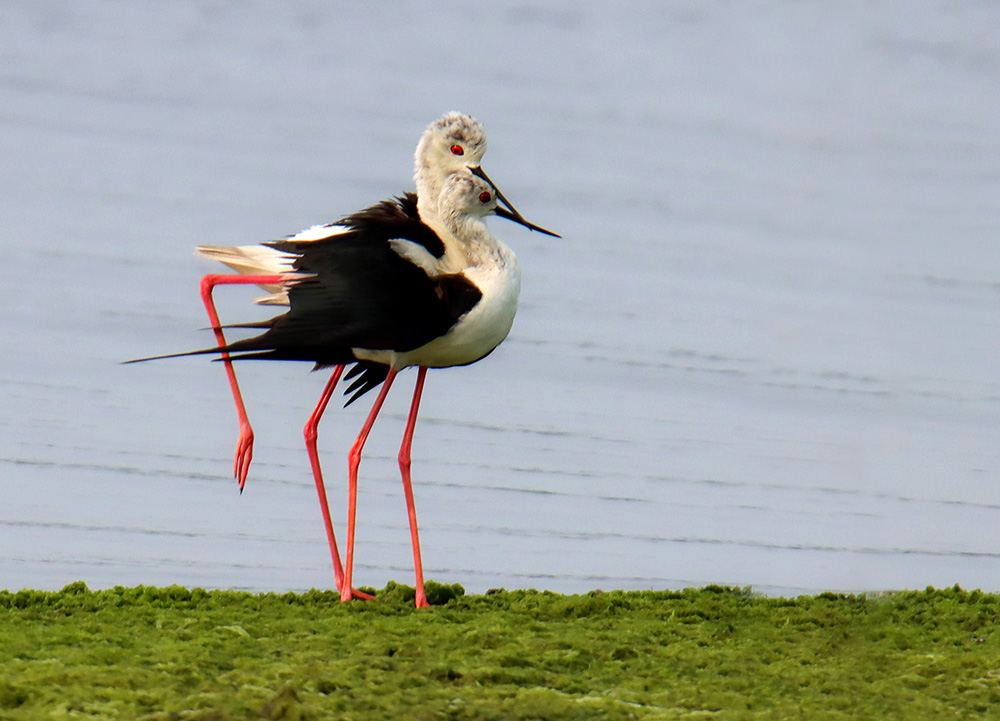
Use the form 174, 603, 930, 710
354, 248, 521, 370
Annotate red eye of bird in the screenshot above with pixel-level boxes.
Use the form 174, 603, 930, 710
450, 144, 464, 156
479, 191, 491, 203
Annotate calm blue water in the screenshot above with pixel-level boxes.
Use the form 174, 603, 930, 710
2, 1, 999, 597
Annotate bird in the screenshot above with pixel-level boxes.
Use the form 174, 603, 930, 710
128, 114, 557, 607
194, 113, 554, 485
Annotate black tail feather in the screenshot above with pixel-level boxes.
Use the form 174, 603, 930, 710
123, 346, 227, 364
200, 320, 274, 331
126, 346, 392, 406
342, 361, 391, 406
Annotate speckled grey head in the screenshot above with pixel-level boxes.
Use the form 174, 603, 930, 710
439, 170, 557, 238
414, 112, 560, 238
414, 112, 488, 201
438, 170, 498, 224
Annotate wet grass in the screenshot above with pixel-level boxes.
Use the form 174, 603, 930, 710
1, 581, 999, 719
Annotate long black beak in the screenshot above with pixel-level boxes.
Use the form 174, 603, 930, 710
469, 166, 561, 238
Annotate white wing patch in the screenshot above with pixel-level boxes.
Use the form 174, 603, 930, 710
195, 244, 297, 275
287, 224, 350, 242
388, 238, 439, 276
196, 244, 304, 306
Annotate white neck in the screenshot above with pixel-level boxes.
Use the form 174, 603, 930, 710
441, 213, 512, 268
413, 134, 444, 220
414, 169, 448, 242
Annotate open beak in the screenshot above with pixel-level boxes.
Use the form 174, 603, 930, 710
469, 166, 561, 238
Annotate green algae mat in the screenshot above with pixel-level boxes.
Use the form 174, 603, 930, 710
2, 582, 999, 720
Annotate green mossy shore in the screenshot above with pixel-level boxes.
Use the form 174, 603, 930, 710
2, 582, 999, 720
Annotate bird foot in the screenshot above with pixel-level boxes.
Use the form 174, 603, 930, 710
234, 425, 254, 491
340, 587, 376, 602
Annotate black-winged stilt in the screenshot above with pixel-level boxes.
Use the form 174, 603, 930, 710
129, 114, 557, 607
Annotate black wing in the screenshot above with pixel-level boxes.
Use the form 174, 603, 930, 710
206, 194, 482, 401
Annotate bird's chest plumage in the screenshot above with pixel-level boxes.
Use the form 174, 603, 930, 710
420, 252, 521, 367
355, 247, 521, 370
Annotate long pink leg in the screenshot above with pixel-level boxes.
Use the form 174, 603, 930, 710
399, 367, 429, 608
304, 366, 374, 601
199, 273, 291, 490
341, 367, 398, 602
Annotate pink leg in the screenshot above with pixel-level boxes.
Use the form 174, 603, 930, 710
303, 366, 374, 601
342, 367, 398, 602
399, 367, 429, 608
199, 273, 292, 490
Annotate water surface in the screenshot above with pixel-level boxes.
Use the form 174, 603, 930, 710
2, 1, 999, 596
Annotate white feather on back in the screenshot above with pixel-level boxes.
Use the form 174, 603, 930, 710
196, 244, 298, 305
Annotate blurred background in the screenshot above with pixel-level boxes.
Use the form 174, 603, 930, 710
2, 1, 999, 596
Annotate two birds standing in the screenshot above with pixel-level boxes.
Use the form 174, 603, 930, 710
130, 113, 557, 607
